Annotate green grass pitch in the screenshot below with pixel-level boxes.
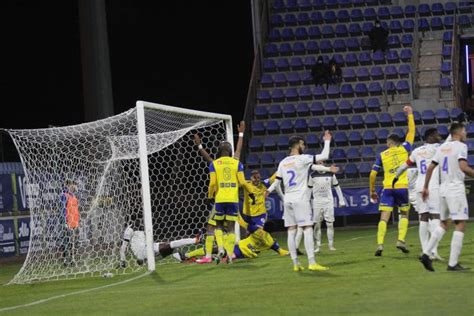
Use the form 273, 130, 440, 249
0, 223, 473, 315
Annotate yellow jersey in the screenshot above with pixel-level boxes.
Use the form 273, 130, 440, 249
373, 143, 412, 189
208, 156, 244, 203
243, 173, 277, 217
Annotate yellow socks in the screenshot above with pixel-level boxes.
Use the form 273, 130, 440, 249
205, 235, 214, 258
186, 247, 205, 258
377, 221, 387, 245
398, 217, 409, 242
225, 233, 236, 257
215, 229, 224, 253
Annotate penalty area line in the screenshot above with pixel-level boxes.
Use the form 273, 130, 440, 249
0, 272, 151, 313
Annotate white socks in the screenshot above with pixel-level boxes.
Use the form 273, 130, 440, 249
326, 222, 334, 247
419, 221, 429, 254
119, 240, 128, 261
429, 219, 441, 255
303, 227, 316, 265
448, 231, 464, 267
287, 229, 298, 265
295, 227, 304, 249
314, 222, 322, 247
170, 238, 196, 249
425, 226, 446, 256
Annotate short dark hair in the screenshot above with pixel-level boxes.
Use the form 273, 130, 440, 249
387, 133, 402, 144
423, 128, 438, 141
450, 122, 465, 135
216, 141, 232, 158
288, 136, 305, 149
250, 169, 260, 175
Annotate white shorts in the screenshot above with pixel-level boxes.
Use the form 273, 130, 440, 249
409, 190, 417, 208
415, 190, 440, 215
439, 193, 469, 221
130, 231, 146, 260
283, 200, 313, 227
312, 201, 335, 223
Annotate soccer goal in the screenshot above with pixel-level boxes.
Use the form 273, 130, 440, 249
7, 101, 233, 284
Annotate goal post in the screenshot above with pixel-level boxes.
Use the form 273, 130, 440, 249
6, 101, 234, 283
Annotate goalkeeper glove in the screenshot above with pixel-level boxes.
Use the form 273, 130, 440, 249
248, 193, 256, 205
392, 176, 399, 188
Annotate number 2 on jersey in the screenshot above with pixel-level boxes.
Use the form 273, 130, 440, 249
287, 170, 297, 187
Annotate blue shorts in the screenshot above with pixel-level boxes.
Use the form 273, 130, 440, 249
234, 245, 245, 259
241, 214, 267, 233
379, 189, 410, 212
214, 202, 239, 221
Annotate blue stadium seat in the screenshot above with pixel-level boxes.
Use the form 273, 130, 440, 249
334, 39, 346, 52
389, 21, 402, 34
337, 116, 350, 130
365, 113, 379, 128
348, 131, 363, 145
335, 24, 349, 37
444, 17, 454, 30
310, 12, 323, 24
284, 88, 298, 101
404, 5, 416, 17
261, 153, 274, 166
384, 81, 396, 94
308, 117, 322, 131
265, 43, 279, 57
350, 114, 364, 128
282, 104, 296, 117
277, 135, 289, 150
246, 153, 260, 166
283, 14, 298, 26
399, 64, 411, 77
257, 90, 271, 104
272, 0, 284, 12
303, 56, 316, 70
458, 15, 472, 28
295, 27, 309, 40
263, 59, 276, 72
323, 117, 337, 130
249, 138, 263, 151
386, 50, 399, 63
361, 146, 375, 159
376, 145, 388, 156
313, 85, 327, 99
301, 72, 313, 85
364, 8, 377, 20
392, 128, 406, 139
287, 72, 301, 86
400, 49, 412, 62
320, 39, 333, 53
255, 106, 268, 119
352, 99, 366, 113
355, 83, 368, 96
450, 108, 463, 121
401, 34, 413, 48
437, 125, 449, 139
443, 31, 453, 44
363, 130, 377, 144
299, 87, 312, 100
310, 101, 324, 115
269, 104, 283, 118
436, 109, 450, 123
298, 0, 312, 11
327, 85, 341, 98
379, 113, 393, 127
346, 38, 360, 51
337, 9, 350, 22
274, 152, 286, 165
445, 2, 457, 14
293, 42, 306, 55
351, 8, 363, 21
273, 73, 287, 86
267, 120, 281, 134
442, 46, 452, 59
279, 43, 292, 56
432, 2, 444, 15
359, 52, 371, 65
294, 118, 308, 132
339, 100, 352, 113
297, 12, 311, 25
252, 121, 266, 135
306, 134, 320, 147
378, 6, 391, 20
285, 0, 298, 12
345, 53, 358, 66
296, 103, 310, 116
422, 110, 436, 124
431, 17, 443, 30
440, 78, 451, 90
368, 82, 383, 95
418, 18, 430, 32
280, 120, 294, 133
467, 140, 474, 154
467, 124, 474, 138
393, 112, 407, 126
261, 74, 274, 87
332, 148, 347, 160
343, 68, 356, 82
269, 29, 281, 42
341, 84, 354, 98
418, 3, 431, 16
469, 156, 474, 167
263, 136, 277, 151
413, 111, 422, 125
347, 148, 360, 161
312, 0, 325, 10
276, 58, 290, 71
359, 162, 372, 177
349, 23, 362, 36
367, 98, 381, 111
356, 67, 370, 81
396, 80, 410, 94
324, 11, 337, 24
388, 35, 401, 48
345, 164, 359, 178
384, 65, 397, 79
390, 6, 404, 18
325, 101, 338, 114
362, 22, 374, 34
377, 129, 389, 142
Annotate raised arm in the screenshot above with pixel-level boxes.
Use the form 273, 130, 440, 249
233, 121, 245, 160
193, 134, 213, 163
404, 105, 415, 145
315, 130, 332, 162
311, 164, 339, 173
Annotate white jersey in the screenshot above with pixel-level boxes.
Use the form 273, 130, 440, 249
123, 226, 134, 241
407, 167, 418, 192
409, 143, 440, 192
308, 171, 338, 202
275, 154, 314, 202
432, 140, 468, 196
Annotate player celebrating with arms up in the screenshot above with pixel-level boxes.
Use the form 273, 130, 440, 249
370, 105, 415, 256
266, 131, 332, 272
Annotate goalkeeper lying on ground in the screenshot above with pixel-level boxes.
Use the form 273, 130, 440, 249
183, 216, 289, 261
119, 226, 200, 267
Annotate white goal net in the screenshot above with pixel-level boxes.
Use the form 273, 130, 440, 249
7, 101, 232, 284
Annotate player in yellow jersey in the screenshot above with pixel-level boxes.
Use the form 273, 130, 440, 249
369, 105, 415, 256
194, 122, 245, 263
204, 142, 255, 264
241, 170, 284, 235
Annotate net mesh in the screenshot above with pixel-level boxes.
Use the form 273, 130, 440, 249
7, 105, 229, 284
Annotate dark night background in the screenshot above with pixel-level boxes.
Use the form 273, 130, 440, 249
0, 1, 254, 131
